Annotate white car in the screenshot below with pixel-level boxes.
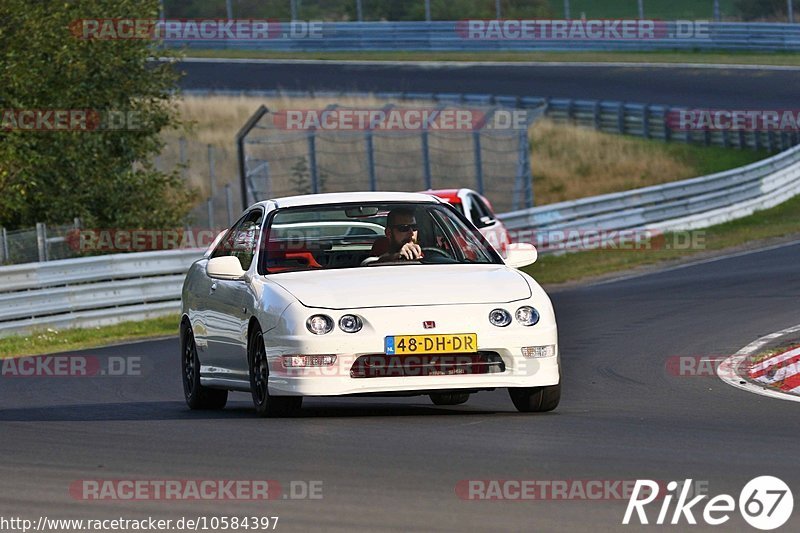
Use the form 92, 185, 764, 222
421, 188, 512, 257
180, 192, 560, 417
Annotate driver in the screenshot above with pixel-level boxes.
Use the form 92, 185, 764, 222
377, 207, 424, 262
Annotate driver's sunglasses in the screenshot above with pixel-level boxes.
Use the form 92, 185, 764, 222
392, 223, 418, 232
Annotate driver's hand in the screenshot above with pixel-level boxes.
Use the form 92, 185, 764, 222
397, 242, 423, 260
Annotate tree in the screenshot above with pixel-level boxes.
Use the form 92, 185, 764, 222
0, 0, 194, 230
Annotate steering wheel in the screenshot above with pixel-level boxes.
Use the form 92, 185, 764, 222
420, 247, 455, 263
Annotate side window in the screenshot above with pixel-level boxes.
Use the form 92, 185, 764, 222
211, 209, 263, 271
468, 194, 490, 226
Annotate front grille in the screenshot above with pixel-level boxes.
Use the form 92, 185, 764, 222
350, 352, 505, 378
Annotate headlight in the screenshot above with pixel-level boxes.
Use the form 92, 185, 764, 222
306, 314, 334, 335
515, 306, 540, 326
338, 314, 363, 333
489, 308, 512, 327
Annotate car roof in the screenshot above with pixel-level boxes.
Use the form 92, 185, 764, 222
418, 189, 464, 204
250, 191, 442, 210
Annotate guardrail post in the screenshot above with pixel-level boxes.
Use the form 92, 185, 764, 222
365, 130, 377, 191
738, 130, 747, 149
0, 227, 7, 264
421, 129, 432, 190
308, 129, 320, 194
754, 132, 762, 151
722, 130, 731, 148
703, 129, 711, 146
767, 131, 776, 152
473, 130, 484, 195
593, 101, 602, 130
663, 107, 672, 142
566, 99, 575, 123
617, 103, 626, 134
36, 222, 48, 262
642, 104, 650, 139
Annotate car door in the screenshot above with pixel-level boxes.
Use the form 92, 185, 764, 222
205, 208, 263, 382
465, 192, 509, 256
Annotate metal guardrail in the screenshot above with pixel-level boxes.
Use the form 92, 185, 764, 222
498, 143, 800, 247
187, 89, 800, 154
168, 21, 800, 52
0, 250, 202, 337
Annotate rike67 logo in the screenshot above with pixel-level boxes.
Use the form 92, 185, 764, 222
623, 476, 793, 530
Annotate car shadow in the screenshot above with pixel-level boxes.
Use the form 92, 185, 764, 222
0, 400, 512, 422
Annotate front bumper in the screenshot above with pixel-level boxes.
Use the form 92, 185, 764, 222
264, 301, 559, 396
267, 344, 559, 396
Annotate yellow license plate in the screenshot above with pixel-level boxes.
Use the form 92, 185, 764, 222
384, 333, 477, 355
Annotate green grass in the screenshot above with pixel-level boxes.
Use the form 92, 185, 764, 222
546, 0, 738, 19
0, 314, 180, 359
659, 143, 768, 177
183, 48, 800, 66
523, 192, 800, 284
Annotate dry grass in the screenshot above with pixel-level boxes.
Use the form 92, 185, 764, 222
164, 95, 763, 211
531, 118, 695, 204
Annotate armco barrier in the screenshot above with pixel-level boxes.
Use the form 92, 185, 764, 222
498, 143, 800, 246
0, 249, 203, 337
167, 21, 800, 53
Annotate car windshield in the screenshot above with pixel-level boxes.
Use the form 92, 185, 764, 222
260, 202, 502, 274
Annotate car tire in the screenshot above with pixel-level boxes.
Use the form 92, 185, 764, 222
181, 321, 228, 410
429, 392, 470, 406
508, 384, 560, 413
249, 326, 303, 418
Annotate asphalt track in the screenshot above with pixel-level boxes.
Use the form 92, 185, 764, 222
2, 240, 799, 531
177, 59, 800, 108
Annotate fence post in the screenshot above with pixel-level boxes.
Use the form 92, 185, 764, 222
225, 184, 234, 226
308, 130, 319, 194
207, 144, 216, 228
179, 137, 187, 180
0, 227, 7, 264
208, 144, 216, 197
36, 222, 48, 262
365, 130, 377, 191
421, 129, 432, 190
517, 128, 534, 208
473, 130, 484, 195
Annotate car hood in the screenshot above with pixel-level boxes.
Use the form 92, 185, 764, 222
266, 264, 531, 309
